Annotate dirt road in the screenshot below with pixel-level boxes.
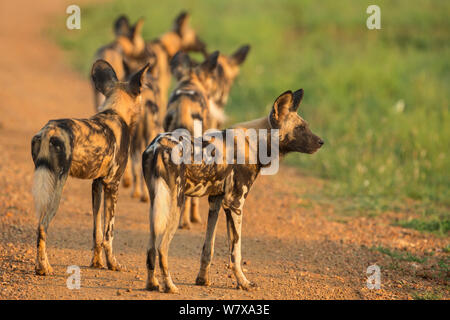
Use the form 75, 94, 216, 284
0, 0, 448, 300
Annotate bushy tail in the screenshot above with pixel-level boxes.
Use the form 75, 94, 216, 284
32, 167, 56, 220
31, 130, 70, 222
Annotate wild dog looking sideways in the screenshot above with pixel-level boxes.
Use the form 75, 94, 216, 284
142, 89, 324, 293
92, 15, 146, 110
31, 60, 149, 275
163, 50, 221, 228
146, 11, 207, 114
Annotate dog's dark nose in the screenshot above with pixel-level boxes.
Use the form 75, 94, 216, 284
318, 139, 324, 146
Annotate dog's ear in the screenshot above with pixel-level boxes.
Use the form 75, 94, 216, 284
291, 89, 304, 112
170, 51, 192, 80
131, 18, 144, 40
114, 15, 130, 37
271, 90, 294, 124
91, 60, 118, 96
200, 51, 219, 74
173, 11, 189, 36
231, 45, 250, 65
128, 63, 150, 97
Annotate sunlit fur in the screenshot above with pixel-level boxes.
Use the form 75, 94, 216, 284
31, 60, 148, 276
142, 89, 324, 293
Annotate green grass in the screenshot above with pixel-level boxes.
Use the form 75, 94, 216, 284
52, 0, 450, 223
372, 246, 427, 263
412, 291, 443, 300
395, 218, 450, 236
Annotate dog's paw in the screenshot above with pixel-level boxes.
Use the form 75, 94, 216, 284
35, 263, 53, 276
140, 194, 149, 203
179, 223, 191, 230
107, 262, 124, 272
90, 255, 105, 269
237, 281, 257, 291
122, 177, 131, 188
146, 282, 160, 292
164, 284, 179, 294
195, 276, 210, 286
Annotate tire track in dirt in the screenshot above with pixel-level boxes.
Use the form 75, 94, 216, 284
0, 0, 448, 300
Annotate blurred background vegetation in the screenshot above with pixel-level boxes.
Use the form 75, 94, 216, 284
52, 0, 449, 234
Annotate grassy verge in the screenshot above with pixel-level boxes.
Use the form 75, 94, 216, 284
372, 246, 427, 264
52, 0, 449, 230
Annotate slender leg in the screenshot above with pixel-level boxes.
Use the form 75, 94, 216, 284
179, 196, 191, 229
131, 151, 141, 199
190, 197, 202, 223
224, 208, 255, 290
145, 177, 181, 292
196, 195, 223, 286
122, 158, 132, 188
90, 178, 104, 268
158, 190, 183, 293
146, 232, 159, 290
102, 183, 122, 271
158, 222, 180, 293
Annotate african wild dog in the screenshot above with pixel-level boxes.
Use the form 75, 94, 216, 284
165, 46, 250, 228
92, 15, 146, 110
142, 89, 324, 293
31, 60, 149, 275
196, 45, 251, 128
120, 49, 159, 189
163, 50, 221, 228
146, 11, 207, 113
123, 57, 163, 202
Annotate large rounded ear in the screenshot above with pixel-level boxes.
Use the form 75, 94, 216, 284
291, 88, 304, 112
114, 15, 130, 37
200, 51, 219, 74
231, 45, 251, 65
270, 90, 293, 124
128, 63, 150, 97
170, 51, 192, 80
91, 60, 118, 96
173, 11, 189, 36
131, 17, 144, 40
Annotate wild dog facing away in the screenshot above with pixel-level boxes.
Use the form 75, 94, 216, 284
165, 45, 250, 226
163, 50, 221, 228
117, 11, 206, 190
120, 49, 159, 189
142, 89, 324, 293
124, 58, 163, 202
146, 11, 207, 113
31, 60, 149, 275
200, 45, 251, 129
92, 15, 146, 110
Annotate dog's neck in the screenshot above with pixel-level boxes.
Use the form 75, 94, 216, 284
99, 90, 139, 126
231, 116, 271, 130
231, 115, 292, 159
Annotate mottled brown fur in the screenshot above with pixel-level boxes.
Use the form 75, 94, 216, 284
92, 16, 146, 111
145, 11, 207, 114
31, 60, 148, 275
164, 51, 224, 227
142, 89, 324, 292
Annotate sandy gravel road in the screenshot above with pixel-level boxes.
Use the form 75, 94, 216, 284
0, 0, 448, 300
